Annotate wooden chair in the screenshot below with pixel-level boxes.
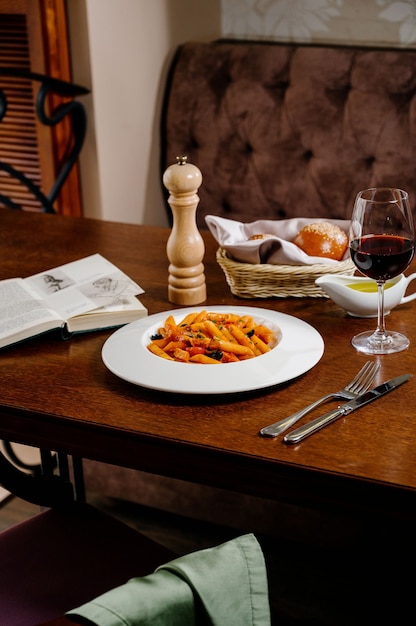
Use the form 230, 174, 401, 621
0, 68, 89, 485
0, 68, 89, 214
0, 449, 270, 626
0, 449, 176, 626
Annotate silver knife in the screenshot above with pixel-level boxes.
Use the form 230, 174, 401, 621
283, 374, 412, 445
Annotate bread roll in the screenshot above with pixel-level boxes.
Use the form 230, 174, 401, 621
293, 222, 348, 261
248, 234, 274, 240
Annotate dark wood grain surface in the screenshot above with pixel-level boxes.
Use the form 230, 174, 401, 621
1, 210, 415, 518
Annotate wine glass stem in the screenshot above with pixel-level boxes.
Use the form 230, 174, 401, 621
373, 280, 390, 343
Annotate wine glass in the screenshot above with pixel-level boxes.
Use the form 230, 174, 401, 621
349, 187, 415, 354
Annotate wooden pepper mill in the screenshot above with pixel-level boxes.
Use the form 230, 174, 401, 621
163, 156, 207, 305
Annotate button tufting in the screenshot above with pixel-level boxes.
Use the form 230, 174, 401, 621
164, 41, 416, 227
270, 79, 290, 91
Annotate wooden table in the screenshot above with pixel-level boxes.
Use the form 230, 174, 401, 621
1, 210, 416, 520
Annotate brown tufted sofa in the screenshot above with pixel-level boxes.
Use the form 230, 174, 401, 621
161, 39, 416, 227
83, 40, 416, 535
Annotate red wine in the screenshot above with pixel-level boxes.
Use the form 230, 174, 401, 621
350, 235, 414, 281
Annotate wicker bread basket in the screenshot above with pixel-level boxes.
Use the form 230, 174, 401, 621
216, 247, 356, 298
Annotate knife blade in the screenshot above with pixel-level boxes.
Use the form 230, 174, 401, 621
283, 373, 412, 445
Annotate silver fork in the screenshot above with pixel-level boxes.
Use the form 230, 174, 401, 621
259, 360, 380, 437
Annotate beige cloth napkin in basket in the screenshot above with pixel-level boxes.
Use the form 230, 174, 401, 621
205, 215, 350, 266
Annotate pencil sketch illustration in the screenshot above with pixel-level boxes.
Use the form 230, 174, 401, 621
79, 272, 135, 306
32, 270, 75, 295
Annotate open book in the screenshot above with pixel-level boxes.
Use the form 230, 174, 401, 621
0, 254, 147, 349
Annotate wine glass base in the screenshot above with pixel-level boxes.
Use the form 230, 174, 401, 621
351, 330, 410, 355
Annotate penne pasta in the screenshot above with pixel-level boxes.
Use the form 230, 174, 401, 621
251, 334, 271, 354
210, 338, 255, 357
147, 311, 279, 364
189, 353, 220, 364
147, 343, 175, 360
228, 324, 260, 355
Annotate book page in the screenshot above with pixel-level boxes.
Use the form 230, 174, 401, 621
24, 254, 144, 320
0, 279, 63, 341
66, 295, 147, 332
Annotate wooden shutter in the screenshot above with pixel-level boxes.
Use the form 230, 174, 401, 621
0, 0, 83, 216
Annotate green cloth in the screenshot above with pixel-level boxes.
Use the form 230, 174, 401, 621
66, 533, 270, 626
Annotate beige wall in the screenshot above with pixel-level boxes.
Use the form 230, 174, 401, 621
67, 0, 221, 226
221, 0, 416, 48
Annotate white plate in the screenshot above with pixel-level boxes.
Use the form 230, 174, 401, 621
101, 306, 324, 395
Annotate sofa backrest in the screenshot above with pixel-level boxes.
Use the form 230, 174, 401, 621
161, 40, 416, 228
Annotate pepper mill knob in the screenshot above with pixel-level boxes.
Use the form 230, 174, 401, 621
163, 156, 206, 305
